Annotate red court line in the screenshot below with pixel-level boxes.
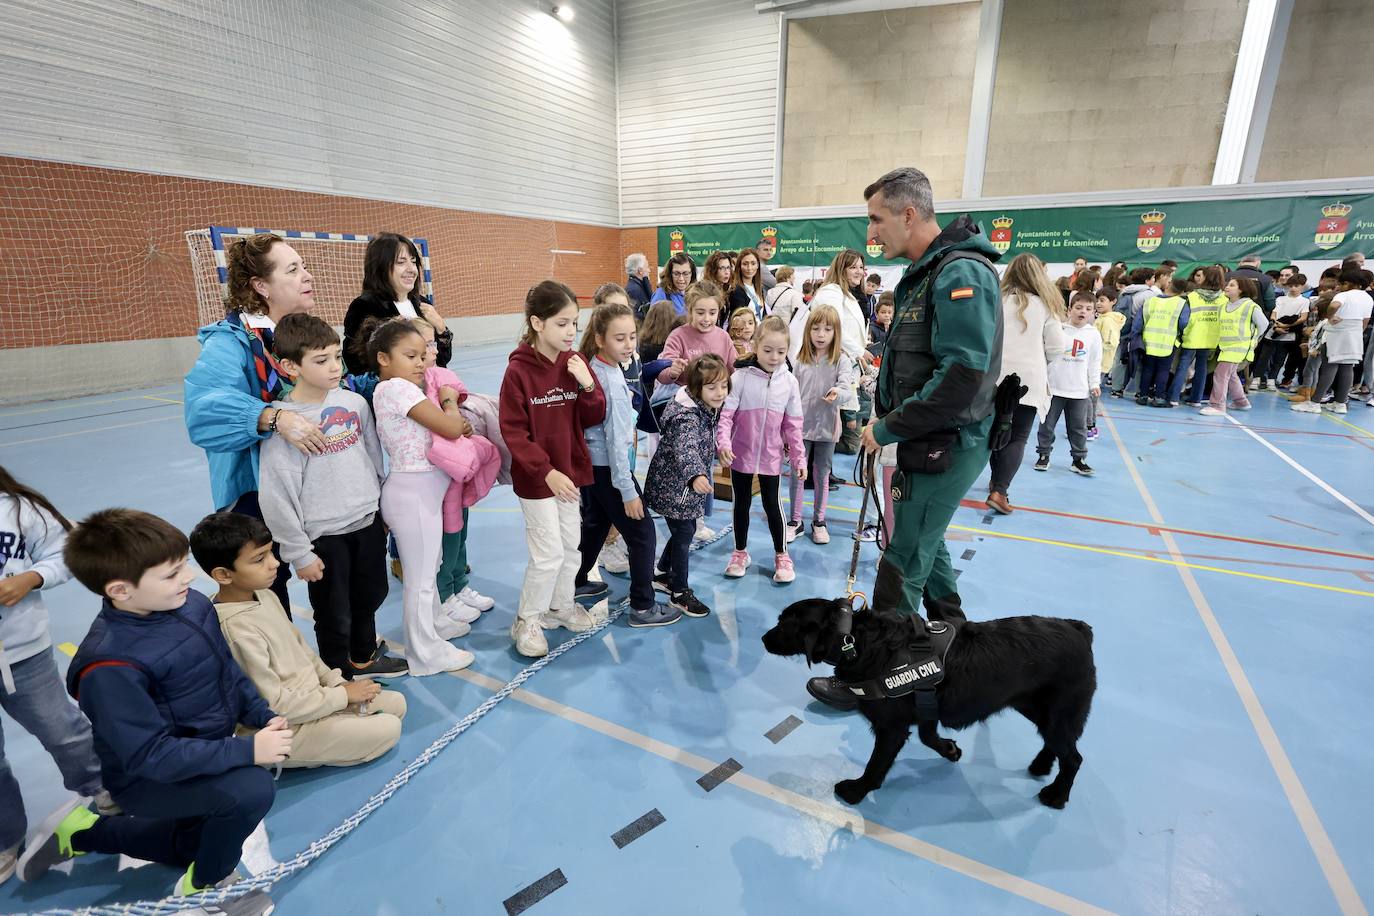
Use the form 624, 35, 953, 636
957, 498, 1374, 562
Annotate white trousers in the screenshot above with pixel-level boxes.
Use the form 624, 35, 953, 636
381, 469, 472, 676
517, 495, 581, 622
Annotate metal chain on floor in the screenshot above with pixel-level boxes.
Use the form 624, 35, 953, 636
29, 523, 734, 916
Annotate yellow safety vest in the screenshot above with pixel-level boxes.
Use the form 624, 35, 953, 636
1217, 299, 1258, 364
1141, 295, 1185, 357
1180, 290, 1223, 349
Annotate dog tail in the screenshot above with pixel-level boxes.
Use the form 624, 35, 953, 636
1071, 620, 1093, 645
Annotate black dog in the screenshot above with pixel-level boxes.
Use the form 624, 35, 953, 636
762, 598, 1096, 809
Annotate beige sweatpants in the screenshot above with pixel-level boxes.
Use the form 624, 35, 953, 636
283, 690, 407, 769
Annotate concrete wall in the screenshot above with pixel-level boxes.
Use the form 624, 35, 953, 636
1256, 0, 1374, 181
780, 3, 981, 207
982, 0, 1247, 196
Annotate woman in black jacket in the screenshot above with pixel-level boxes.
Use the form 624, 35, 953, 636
343, 232, 452, 373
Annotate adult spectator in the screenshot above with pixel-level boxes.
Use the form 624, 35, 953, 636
184, 234, 328, 609
765, 266, 804, 324
1294, 268, 1372, 414
1227, 254, 1278, 317
986, 254, 1067, 515
343, 233, 451, 374
1069, 257, 1088, 285
756, 233, 778, 290
651, 253, 696, 314
727, 247, 766, 319
807, 167, 1002, 709
625, 252, 654, 314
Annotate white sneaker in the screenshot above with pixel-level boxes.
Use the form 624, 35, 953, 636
1245, 379, 1259, 391
584, 598, 611, 625
512, 618, 549, 657
456, 586, 495, 612
541, 605, 596, 633
588, 563, 604, 583
1198, 406, 1226, 416
693, 519, 717, 544
598, 538, 630, 574
1290, 401, 1322, 413
435, 616, 471, 640
442, 595, 480, 624
1, 842, 17, 885
1322, 401, 1348, 414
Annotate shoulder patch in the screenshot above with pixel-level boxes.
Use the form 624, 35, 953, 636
950, 287, 974, 300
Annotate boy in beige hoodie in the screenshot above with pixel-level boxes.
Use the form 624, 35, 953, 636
190, 513, 406, 768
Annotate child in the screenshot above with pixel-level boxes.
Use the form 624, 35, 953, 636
868, 292, 895, 353
1, 469, 113, 886
1135, 276, 1191, 408
727, 307, 757, 360
1268, 275, 1309, 391
20, 509, 282, 913
644, 355, 729, 619
259, 314, 405, 679
638, 300, 686, 462
1201, 277, 1268, 416
718, 316, 806, 582
191, 512, 407, 768
1035, 293, 1101, 475
1092, 290, 1125, 435
659, 280, 737, 544
500, 281, 607, 658
412, 317, 498, 623
1292, 269, 1371, 415
362, 317, 477, 675
786, 306, 856, 545
1291, 293, 1335, 403
572, 301, 680, 629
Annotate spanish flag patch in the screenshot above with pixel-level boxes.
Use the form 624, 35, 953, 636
950, 287, 974, 300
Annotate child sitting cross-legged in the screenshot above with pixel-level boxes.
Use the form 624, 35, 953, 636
191, 512, 406, 769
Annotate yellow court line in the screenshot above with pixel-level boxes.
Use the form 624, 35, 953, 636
446, 666, 1112, 915
0, 415, 180, 448
944, 524, 1374, 599
1320, 409, 1374, 439
0, 391, 181, 418
56, 642, 78, 657
1101, 412, 1367, 916
141, 395, 184, 404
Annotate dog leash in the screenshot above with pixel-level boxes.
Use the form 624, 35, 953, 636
836, 451, 880, 663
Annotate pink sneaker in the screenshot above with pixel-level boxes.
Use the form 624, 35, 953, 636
724, 549, 750, 578
773, 554, 795, 583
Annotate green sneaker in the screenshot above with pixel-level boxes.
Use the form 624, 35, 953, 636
17, 798, 98, 881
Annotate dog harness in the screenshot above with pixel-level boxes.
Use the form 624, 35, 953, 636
841, 618, 956, 722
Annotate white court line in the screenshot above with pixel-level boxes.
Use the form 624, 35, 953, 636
444, 666, 1113, 915
0, 414, 180, 448
1103, 411, 1367, 916
1220, 413, 1374, 528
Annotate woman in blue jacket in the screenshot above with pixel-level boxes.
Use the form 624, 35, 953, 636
183, 234, 328, 609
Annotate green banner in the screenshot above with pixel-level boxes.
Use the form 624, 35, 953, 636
657, 193, 1374, 268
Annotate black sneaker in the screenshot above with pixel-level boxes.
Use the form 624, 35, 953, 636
806, 676, 859, 710
670, 588, 711, 618
827, 480, 840, 492
575, 581, 609, 602
652, 571, 673, 595
1110, 390, 1124, 398
1034, 454, 1050, 471
346, 653, 409, 680
1134, 394, 1149, 405
1070, 459, 1094, 476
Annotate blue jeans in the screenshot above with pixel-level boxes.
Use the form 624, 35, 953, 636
0, 648, 105, 849
1168, 348, 1212, 403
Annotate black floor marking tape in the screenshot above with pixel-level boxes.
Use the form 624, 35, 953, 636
961, 548, 976, 561
504, 869, 568, 915
764, 715, 802, 744
982, 514, 994, 525
611, 809, 666, 849
697, 758, 742, 792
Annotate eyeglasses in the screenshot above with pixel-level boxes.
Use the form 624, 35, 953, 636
671, 269, 692, 278
425, 342, 438, 352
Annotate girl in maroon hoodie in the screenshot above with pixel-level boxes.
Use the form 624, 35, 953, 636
499, 281, 606, 658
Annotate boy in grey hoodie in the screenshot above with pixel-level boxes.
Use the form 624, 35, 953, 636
258, 315, 402, 679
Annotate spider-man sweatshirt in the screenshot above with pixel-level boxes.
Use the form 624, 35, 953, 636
498, 343, 606, 500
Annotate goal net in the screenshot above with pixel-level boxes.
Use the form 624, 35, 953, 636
186, 227, 432, 330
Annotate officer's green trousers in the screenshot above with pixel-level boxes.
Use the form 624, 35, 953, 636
872, 429, 989, 618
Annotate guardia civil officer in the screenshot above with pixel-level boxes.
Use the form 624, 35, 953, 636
808, 167, 1003, 710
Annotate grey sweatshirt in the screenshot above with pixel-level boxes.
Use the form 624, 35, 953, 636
794, 353, 858, 441
0, 496, 71, 683
258, 388, 385, 572
582, 356, 638, 502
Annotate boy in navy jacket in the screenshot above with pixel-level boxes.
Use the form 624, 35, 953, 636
17, 509, 285, 914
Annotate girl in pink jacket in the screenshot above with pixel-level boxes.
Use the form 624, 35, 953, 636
717, 315, 805, 583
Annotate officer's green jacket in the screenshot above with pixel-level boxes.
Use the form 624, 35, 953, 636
873, 215, 1003, 449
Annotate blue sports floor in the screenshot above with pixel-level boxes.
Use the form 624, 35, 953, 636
2, 342, 1372, 915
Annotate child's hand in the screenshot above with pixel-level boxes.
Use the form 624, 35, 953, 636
795, 464, 807, 481
546, 469, 580, 503
344, 679, 381, 705
0, 571, 42, 607
297, 558, 325, 582
718, 447, 735, 467
253, 718, 294, 765
823, 387, 839, 403
567, 354, 594, 388
691, 476, 712, 495
671, 358, 687, 377
419, 302, 447, 332
1091, 387, 1100, 397
662, 362, 682, 381
624, 497, 645, 520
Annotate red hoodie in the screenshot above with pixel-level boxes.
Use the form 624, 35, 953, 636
498, 342, 606, 499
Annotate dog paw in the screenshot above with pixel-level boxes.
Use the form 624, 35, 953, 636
1027, 754, 1054, 778
1037, 785, 1068, 809
939, 740, 962, 762
834, 779, 869, 805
